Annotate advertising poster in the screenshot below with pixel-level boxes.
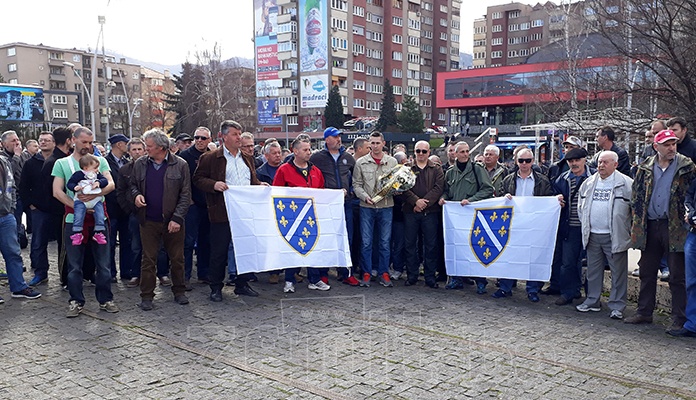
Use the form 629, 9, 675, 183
257, 99, 282, 125
300, 75, 329, 108
254, 0, 281, 97
299, 0, 328, 73
0, 85, 45, 122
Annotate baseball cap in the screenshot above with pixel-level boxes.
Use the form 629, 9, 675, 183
323, 127, 341, 139
564, 147, 588, 161
175, 133, 193, 142
562, 136, 582, 148
107, 134, 129, 145
654, 129, 678, 144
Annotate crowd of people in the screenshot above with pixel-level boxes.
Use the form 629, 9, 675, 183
0, 117, 695, 338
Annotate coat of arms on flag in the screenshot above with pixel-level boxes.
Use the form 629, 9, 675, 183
273, 196, 319, 256
469, 206, 513, 266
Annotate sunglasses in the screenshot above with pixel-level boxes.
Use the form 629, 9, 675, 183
518, 158, 533, 164
194, 136, 210, 140
414, 149, 428, 154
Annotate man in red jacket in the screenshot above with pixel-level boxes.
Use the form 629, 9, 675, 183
273, 138, 328, 293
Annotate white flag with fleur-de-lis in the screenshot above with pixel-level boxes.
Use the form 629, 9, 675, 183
225, 186, 351, 273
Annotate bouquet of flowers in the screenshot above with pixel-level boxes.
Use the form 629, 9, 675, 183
371, 164, 417, 203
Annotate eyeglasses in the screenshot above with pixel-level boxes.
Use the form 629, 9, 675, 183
414, 149, 428, 154
194, 136, 210, 141
518, 158, 533, 164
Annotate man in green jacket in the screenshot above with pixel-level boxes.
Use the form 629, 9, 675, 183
438, 141, 494, 292
625, 129, 696, 334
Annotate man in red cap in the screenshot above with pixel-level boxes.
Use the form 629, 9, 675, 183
626, 129, 696, 335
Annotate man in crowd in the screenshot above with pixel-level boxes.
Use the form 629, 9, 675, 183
1, 131, 25, 240
350, 136, 370, 274
20, 139, 39, 164
129, 129, 191, 310
193, 120, 262, 301
179, 127, 213, 288
401, 141, 444, 288
310, 127, 359, 286
353, 131, 398, 288
273, 138, 329, 293
481, 144, 508, 195
590, 126, 631, 176
495, 148, 553, 302
442, 141, 457, 172
241, 132, 263, 168
0, 144, 41, 302
667, 116, 696, 163
116, 138, 146, 288
438, 141, 494, 293
390, 151, 408, 280
548, 136, 583, 183
175, 133, 193, 154
671, 178, 696, 337
626, 129, 695, 334
19, 132, 55, 286
256, 141, 283, 185
52, 127, 117, 317
553, 147, 595, 306
105, 134, 131, 283
576, 151, 632, 319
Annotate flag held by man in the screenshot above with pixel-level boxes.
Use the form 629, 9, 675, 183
225, 186, 352, 273
444, 196, 560, 281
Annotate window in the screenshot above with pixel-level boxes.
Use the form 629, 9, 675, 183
407, 36, 420, 46
520, 22, 530, 30
8, 63, 17, 72
474, 25, 486, 34
451, 34, 459, 43
531, 46, 541, 53
74, 83, 81, 91
422, 30, 433, 39
508, 50, 519, 58
392, 34, 402, 44
8, 79, 17, 84
473, 51, 486, 59
407, 86, 419, 96
353, 25, 365, 35
408, 18, 420, 30
331, 37, 348, 50
407, 53, 420, 63
52, 109, 68, 119
519, 49, 529, 56
367, 83, 383, 94
491, 51, 503, 59
491, 37, 502, 46
366, 48, 383, 59
366, 13, 383, 24
393, 16, 403, 26
531, 33, 543, 41
407, 69, 419, 79
421, 44, 433, 53
6, 47, 15, 57
288, 116, 298, 126
353, 80, 365, 90
491, 12, 502, 19
395, 103, 402, 112
508, 36, 529, 45
509, 10, 520, 18
532, 19, 544, 27
392, 51, 403, 61
438, 113, 446, 121
353, 98, 365, 108
392, 86, 403, 95
421, 86, 432, 94
353, 5, 365, 16
440, 4, 448, 13
509, 23, 520, 31
52, 95, 68, 104
352, 43, 365, 54
354, 62, 365, 72
367, 31, 383, 42
49, 66, 64, 75
423, 2, 433, 11
492, 25, 502, 32
452, 20, 460, 29
366, 66, 383, 76
439, 46, 447, 54
49, 51, 64, 60
49, 81, 66, 90
420, 99, 431, 107
331, 18, 348, 31
392, 68, 403, 78
439, 18, 447, 27
331, 0, 347, 11
422, 16, 433, 25
440, 32, 448, 40
422, 72, 432, 80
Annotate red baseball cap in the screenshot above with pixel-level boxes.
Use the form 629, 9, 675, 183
654, 129, 678, 144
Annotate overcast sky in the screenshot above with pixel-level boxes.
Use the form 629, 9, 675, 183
4, 0, 508, 66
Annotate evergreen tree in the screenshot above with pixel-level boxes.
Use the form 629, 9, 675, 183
324, 84, 344, 129
376, 79, 398, 132
398, 95, 424, 134
164, 62, 208, 134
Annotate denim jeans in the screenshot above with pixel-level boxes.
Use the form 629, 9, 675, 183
128, 215, 143, 278
29, 208, 51, 279
683, 232, 696, 332
109, 215, 131, 279
498, 278, 543, 294
404, 212, 438, 284
73, 200, 106, 232
560, 226, 584, 300
391, 219, 405, 273
359, 207, 392, 276
0, 214, 29, 293
184, 204, 211, 281
64, 223, 113, 305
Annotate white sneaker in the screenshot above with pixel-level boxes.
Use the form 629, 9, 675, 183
371, 270, 378, 278
631, 268, 640, 277
308, 281, 331, 291
576, 303, 601, 312
610, 310, 624, 319
390, 270, 402, 280
283, 281, 295, 293
660, 271, 670, 282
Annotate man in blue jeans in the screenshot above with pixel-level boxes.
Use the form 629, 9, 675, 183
670, 178, 696, 337
352, 132, 398, 288
52, 127, 118, 317
0, 152, 41, 303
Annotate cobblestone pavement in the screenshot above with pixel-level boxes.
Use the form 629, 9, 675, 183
1, 243, 695, 399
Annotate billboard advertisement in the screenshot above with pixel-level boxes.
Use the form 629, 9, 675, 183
0, 84, 45, 122
300, 75, 329, 108
257, 99, 282, 125
254, 0, 281, 97
299, 0, 328, 73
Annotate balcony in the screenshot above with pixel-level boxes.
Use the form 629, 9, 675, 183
278, 87, 297, 97
278, 69, 296, 79
277, 0, 296, 6
277, 49, 297, 61
277, 13, 295, 24
332, 66, 348, 78
277, 32, 297, 42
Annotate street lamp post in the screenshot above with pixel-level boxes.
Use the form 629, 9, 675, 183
128, 98, 143, 139
63, 61, 95, 134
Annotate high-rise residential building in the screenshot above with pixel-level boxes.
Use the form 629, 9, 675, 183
0, 42, 142, 141
254, 0, 461, 133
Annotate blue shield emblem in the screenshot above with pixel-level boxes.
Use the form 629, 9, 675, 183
469, 206, 513, 266
273, 197, 319, 256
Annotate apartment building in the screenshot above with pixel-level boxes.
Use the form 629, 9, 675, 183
256, 0, 461, 132
0, 42, 142, 141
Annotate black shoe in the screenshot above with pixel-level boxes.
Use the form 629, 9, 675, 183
554, 296, 573, 306
209, 289, 223, 302
234, 284, 259, 297
462, 277, 475, 285
225, 276, 235, 286
425, 282, 439, 289
404, 279, 418, 286
540, 287, 560, 296
138, 300, 154, 311
436, 274, 447, 282
175, 295, 189, 305
248, 273, 258, 282
666, 327, 696, 337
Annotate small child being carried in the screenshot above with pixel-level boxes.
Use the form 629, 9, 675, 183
67, 154, 108, 245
